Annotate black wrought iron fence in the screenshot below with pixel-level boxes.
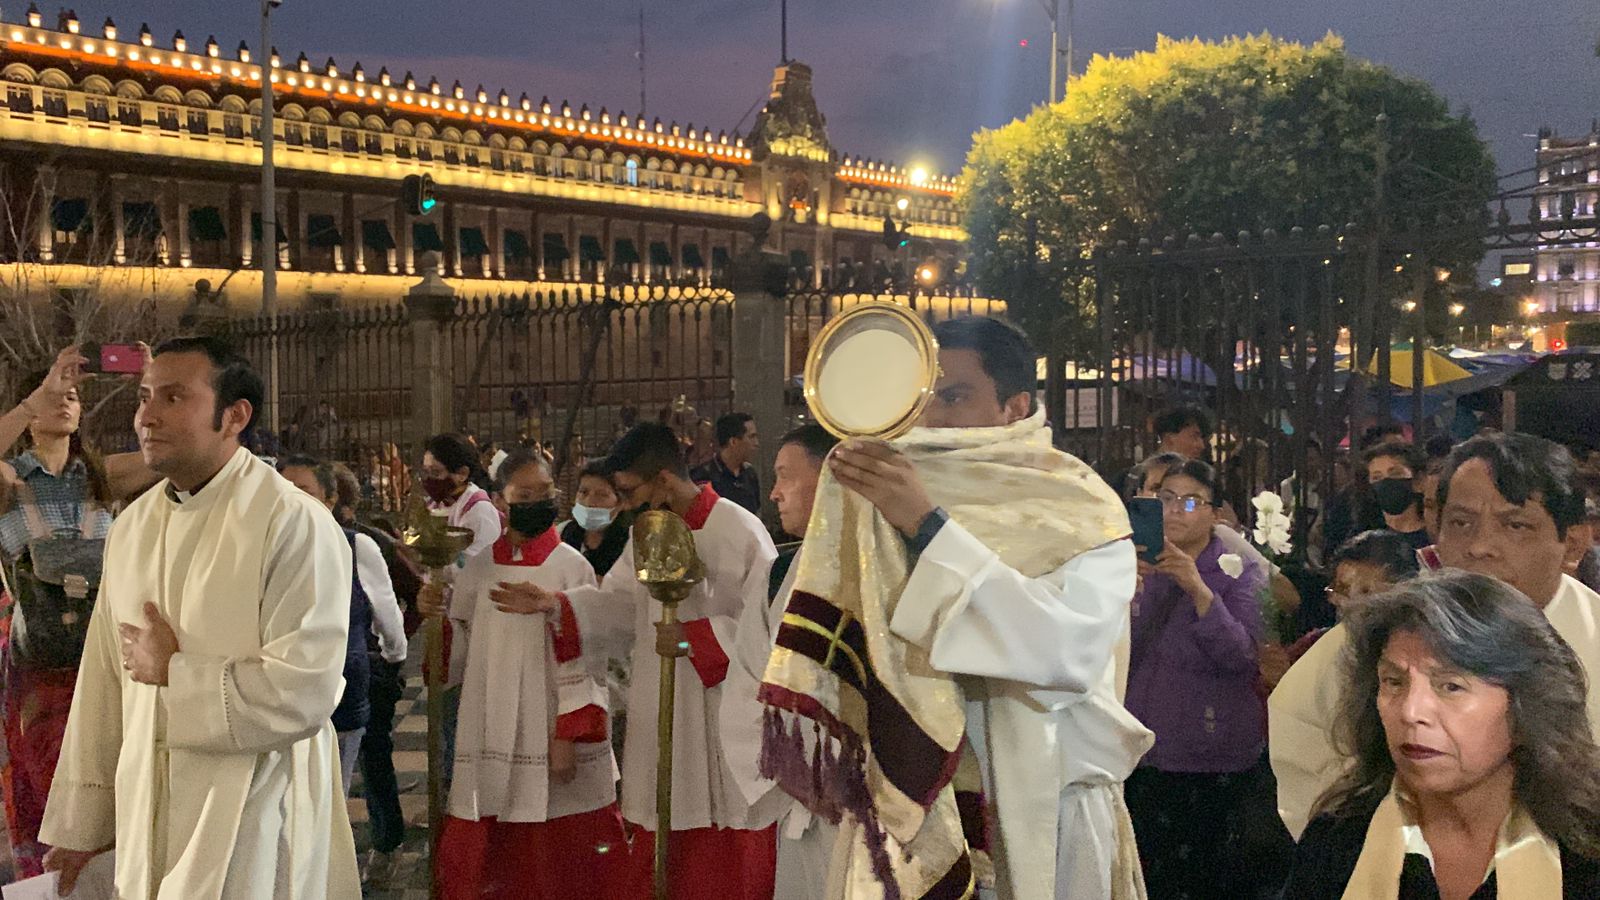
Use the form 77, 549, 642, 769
1051, 229, 1359, 544
198, 285, 734, 497
445, 284, 735, 473
219, 302, 413, 465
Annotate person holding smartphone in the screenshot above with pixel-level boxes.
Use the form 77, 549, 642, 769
1124, 458, 1276, 899
0, 345, 159, 879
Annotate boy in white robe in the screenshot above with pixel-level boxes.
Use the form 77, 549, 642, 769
40, 337, 360, 899
722, 425, 840, 900
1270, 432, 1600, 840
519, 423, 780, 900
422, 448, 622, 900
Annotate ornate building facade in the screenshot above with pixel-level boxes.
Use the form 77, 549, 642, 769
1531, 126, 1600, 316
0, 7, 966, 309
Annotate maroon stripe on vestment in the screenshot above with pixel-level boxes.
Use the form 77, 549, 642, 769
775, 591, 962, 809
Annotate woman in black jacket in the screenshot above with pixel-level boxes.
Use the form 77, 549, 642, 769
1286, 572, 1600, 899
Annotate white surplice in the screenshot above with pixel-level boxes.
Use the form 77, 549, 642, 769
40, 447, 360, 900
433, 487, 502, 687
1269, 573, 1600, 840
565, 491, 776, 831
883, 522, 1154, 900
722, 547, 837, 900
446, 536, 616, 822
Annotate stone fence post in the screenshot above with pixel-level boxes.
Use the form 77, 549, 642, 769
404, 251, 457, 457
730, 246, 790, 521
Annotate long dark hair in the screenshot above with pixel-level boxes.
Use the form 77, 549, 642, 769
20, 369, 112, 506
1320, 571, 1600, 857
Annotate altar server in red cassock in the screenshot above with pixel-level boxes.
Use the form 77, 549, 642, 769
424, 448, 623, 900
519, 423, 781, 900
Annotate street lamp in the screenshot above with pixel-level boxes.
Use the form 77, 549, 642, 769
1402, 300, 1418, 313
1006, 0, 1073, 103
260, 0, 282, 315
260, 0, 283, 433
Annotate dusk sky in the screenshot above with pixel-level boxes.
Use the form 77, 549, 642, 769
48, 0, 1600, 180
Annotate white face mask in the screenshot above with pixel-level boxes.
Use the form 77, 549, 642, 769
572, 503, 615, 531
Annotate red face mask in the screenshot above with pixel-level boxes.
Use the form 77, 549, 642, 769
422, 476, 459, 505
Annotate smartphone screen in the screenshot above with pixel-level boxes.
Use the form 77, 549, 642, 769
1127, 497, 1164, 564
98, 343, 144, 375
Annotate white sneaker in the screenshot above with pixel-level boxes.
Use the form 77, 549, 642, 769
361, 849, 397, 887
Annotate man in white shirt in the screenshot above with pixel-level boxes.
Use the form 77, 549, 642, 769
1270, 431, 1599, 839
41, 336, 359, 898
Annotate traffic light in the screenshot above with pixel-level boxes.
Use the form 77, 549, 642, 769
402, 174, 437, 216
881, 215, 910, 250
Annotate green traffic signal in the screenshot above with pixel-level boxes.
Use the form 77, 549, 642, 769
402, 174, 437, 216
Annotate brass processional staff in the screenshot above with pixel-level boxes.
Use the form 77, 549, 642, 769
633, 510, 705, 900
401, 497, 474, 900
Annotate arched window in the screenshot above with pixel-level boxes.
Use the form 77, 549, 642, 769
626, 158, 639, 187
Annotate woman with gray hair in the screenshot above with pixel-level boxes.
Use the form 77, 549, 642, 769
1284, 571, 1600, 898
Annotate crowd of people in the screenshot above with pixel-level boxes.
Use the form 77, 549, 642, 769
0, 322, 1596, 900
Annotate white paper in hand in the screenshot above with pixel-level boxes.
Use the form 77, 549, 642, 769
2, 852, 115, 900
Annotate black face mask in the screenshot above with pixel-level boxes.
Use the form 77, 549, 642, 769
507, 499, 558, 537
1372, 477, 1421, 517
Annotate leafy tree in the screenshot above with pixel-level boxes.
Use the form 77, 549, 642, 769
961, 34, 1497, 364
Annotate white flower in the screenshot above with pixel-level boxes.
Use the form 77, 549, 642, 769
1265, 526, 1293, 556
1217, 553, 1244, 579
1251, 491, 1285, 517
1251, 498, 1294, 556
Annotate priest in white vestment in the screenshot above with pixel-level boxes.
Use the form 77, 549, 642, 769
1270, 433, 1600, 840
40, 338, 359, 899
722, 425, 840, 900
764, 317, 1151, 900
523, 423, 780, 900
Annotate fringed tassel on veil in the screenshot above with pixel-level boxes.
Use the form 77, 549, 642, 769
760, 705, 900, 897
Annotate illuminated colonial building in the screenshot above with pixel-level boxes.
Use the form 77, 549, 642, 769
0, 6, 966, 308
1531, 126, 1600, 315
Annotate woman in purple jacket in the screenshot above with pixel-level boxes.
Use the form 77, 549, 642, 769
1124, 458, 1273, 899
